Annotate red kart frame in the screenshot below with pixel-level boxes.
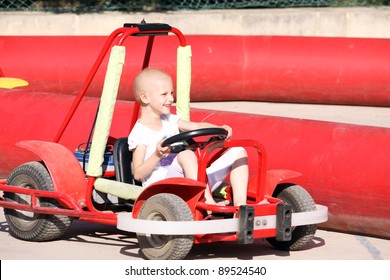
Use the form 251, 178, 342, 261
0, 23, 327, 260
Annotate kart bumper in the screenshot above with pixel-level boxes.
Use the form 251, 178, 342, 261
117, 204, 328, 236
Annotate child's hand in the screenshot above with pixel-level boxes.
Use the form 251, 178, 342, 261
156, 140, 171, 158
222, 125, 232, 139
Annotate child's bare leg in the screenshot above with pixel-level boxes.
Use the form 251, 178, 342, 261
176, 150, 228, 206
229, 149, 249, 206
177, 150, 198, 180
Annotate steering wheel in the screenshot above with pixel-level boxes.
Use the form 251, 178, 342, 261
161, 128, 228, 153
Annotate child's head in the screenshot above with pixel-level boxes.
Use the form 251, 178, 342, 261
133, 68, 173, 104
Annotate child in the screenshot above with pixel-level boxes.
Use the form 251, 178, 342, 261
128, 68, 248, 206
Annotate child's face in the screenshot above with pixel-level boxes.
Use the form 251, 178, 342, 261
147, 75, 174, 115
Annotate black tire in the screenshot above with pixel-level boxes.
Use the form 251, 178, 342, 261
137, 193, 194, 260
4, 161, 72, 241
267, 184, 317, 251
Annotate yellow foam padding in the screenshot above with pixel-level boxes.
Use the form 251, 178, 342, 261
176, 45, 192, 121
0, 77, 29, 89
94, 178, 143, 200
87, 45, 125, 177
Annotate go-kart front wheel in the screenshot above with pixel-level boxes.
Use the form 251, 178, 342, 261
267, 184, 317, 251
136, 193, 194, 260
4, 161, 73, 241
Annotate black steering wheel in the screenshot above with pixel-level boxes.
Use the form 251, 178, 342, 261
161, 128, 228, 153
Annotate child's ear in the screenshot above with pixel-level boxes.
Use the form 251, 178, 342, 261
139, 92, 149, 104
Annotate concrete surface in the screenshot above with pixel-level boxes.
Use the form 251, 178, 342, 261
1, 7, 390, 38
191, 101, 390, 128
0, 210, 389, 260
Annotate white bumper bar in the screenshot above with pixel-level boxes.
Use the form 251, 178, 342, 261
117, 204, 328, 235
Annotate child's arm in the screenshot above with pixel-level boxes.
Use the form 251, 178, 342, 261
132, 142, 170, 181
178, 119, 233, 139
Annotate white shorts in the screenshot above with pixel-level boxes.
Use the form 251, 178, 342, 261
165, 147, 245, 191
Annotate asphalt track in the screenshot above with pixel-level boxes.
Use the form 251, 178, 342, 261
1, 102, 389, 277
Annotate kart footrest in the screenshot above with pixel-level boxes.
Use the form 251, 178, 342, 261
276, 203, 292, 241
238, 205, 254, 244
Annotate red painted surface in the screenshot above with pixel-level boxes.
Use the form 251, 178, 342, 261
17, 140, 87, 206
0, 90, 389, 238
1, 35, 390, 105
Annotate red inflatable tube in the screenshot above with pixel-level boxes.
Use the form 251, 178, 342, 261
1, 35, 390, 105
0, 90, 389, 238
192, 109, 390, 238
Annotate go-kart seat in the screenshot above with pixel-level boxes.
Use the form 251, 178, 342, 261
113, 137, 142, 186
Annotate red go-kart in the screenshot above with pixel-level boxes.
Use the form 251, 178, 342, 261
0, 23, 327, 260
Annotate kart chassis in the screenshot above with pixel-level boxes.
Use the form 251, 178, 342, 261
0, 23, 327, 259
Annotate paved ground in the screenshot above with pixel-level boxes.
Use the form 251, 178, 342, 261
190, 101, 390, 128
0, 210, 389, 260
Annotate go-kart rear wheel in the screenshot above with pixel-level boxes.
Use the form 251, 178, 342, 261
267, 184, 317, 251
136, 193, 194, 260
4, 161, 72, 241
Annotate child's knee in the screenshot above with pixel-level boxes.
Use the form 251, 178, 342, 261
238, 147, 248, 157
234, 147, 248, 167
177, 150, 197, 164
235, 147, 248, 160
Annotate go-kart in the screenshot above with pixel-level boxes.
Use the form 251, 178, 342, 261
0, 22, 327, 260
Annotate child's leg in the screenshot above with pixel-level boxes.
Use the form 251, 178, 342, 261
166, 148, 249, 206
166, 150, 198, 180
177, 150, 198, 180
207, 147, 248, 206
229, 149, 248, 206
170, 150, 227, 206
